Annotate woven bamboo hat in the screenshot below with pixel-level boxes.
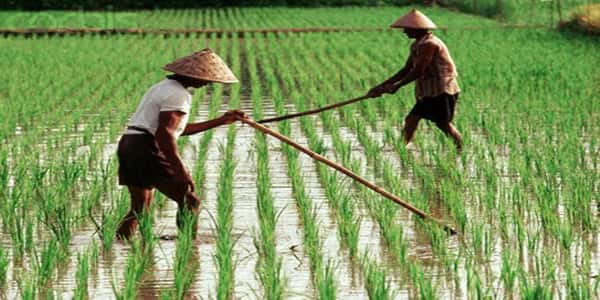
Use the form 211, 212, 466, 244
163, 48, 239, 84
390, 9, 437, 30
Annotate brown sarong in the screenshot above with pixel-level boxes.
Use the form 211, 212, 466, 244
117, 132, 178, 188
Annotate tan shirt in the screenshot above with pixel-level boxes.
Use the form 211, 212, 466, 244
410, 33, 460, 99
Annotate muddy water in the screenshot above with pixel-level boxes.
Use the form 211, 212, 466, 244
331, 114, 463, 297
288, 118, 368, 299
310, 116, 402, 294
230, 107, 263, 299
187, 100, 230, 299
264, 133, 314, 299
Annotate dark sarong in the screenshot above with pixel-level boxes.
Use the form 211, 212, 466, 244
409, 93, 459, 124
117, 133, 178, 188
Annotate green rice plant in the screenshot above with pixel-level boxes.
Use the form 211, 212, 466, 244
518, 252, 557, 300
270, 34, 428, 296
99, 190, 132, 250
362, 255, 395, 300
137, 205, 157, 243
317, 260, 337, 300
249, 50, 286, 299
173, 210, 198, 299
0, 246, 8, 286
112, 207, 157, 298
31, 239, 65, 287
113, 239, 151, 300
500, 249, 518, 293
564, 261, 594, 300
214, 129, 237, 300
73, 251, 90, 300
17, 276, 36, 300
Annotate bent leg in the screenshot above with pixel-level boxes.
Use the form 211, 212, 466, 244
116, 186, 154, 239
435, 122, 463, 152
402, 114, 421, 145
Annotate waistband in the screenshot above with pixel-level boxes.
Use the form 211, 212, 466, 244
127, 126, 153, 136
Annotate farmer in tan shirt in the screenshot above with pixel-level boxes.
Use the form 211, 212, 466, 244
116, 49, 245, 239
368, 9, 463, 152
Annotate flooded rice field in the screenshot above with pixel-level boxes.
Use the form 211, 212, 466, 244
1, 93, 597, 299
1, 26, 599, 299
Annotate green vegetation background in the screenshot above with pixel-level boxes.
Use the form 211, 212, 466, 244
0, 1, 592, 29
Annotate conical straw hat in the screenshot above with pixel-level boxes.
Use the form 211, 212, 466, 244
390, 9, 437, 29
163, 48, 239, 84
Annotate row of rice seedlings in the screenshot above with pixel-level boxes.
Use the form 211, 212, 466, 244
212, 36, 240, 300
302, 111, 398, 299
254, 35, 337, 299
213, 109, 237, 300
1, 36, 154, 145
268, 39, 360, 260
3, 6, 547, 31
257, 34, 397, 299
159, 210, 198, 300
246, 38, 285, 299
0, 37, 110, 141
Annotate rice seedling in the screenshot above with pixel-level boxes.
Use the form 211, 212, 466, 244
113, 238, 153, 300
73, 251, 90, 300
33, 239, 65, 287
0, 246, 8, 286
17, 276, 36, 300
362, 255, 396, 300
172, 210, 198, 299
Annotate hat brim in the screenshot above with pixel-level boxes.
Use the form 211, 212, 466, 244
390, 24, 437, 30
163, 67, 240, 84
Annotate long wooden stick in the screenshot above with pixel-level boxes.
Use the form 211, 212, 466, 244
258, 95, 371, 124
238, 116, 458, 235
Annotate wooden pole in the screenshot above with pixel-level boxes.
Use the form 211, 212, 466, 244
238, 116, 458, 235
258, 95, 371, 124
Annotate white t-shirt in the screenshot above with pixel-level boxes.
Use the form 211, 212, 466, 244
125, 79, 192, 139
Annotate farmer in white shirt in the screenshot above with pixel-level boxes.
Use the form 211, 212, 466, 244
116, 49, 244, 239
368, 9, 463, 152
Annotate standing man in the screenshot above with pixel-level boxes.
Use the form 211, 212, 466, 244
116, 48, 245, 239
368, 9, 463, 152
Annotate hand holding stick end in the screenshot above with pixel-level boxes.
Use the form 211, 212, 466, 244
222, 110, 248, 124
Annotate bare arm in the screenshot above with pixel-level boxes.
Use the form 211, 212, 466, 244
155, 111, 188, 175
181, 110, 245, 136
181, 116, 228, 136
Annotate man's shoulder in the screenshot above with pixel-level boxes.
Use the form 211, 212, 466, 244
156, 79, 191, 101
416, 37, 441, 52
